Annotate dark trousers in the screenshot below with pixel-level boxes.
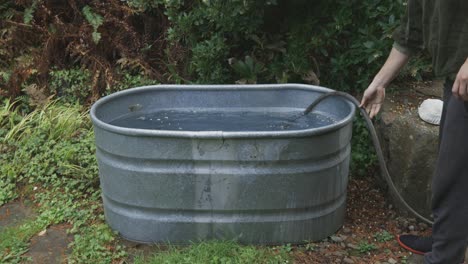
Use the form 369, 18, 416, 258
425, 80, 468, 263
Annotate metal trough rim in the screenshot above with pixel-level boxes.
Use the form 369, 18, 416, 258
90, 84, 356, 139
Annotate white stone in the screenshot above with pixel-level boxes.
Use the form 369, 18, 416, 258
418, 98, 443, 125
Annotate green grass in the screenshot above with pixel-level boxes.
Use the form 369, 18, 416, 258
0, 218, 44, 263
0, 99, 126, 263
2, 100, 87, 143
134, 241, 291, 264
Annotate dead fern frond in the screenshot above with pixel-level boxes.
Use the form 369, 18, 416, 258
2, 0, 172, 100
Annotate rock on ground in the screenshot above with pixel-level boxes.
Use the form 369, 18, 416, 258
374, 80, 443, 219
0, 200, 35, 230
24, 224, 73, 263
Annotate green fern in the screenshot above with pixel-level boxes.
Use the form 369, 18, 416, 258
82, 5, 104, 44
23, 0, 38, 24
0, 71, 11, 83
0, 1, 15, 20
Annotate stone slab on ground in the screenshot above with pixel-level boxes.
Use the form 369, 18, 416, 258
375, 80, 443, 218
1, 201, 72, 263
23, 224, 73, 264
0, 200, 35, 230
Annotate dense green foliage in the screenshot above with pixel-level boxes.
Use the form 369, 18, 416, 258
127, 0, 430, 89
0, 0, 430, 99
0, 100, 125, 263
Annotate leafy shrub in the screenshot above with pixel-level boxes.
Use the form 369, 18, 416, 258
0, 100, 125, 262
190, 34, 230, 83
49, 68, 92, 104
111, 72, 159, 94
159, 0, 430, 89
1, 0, 431, 97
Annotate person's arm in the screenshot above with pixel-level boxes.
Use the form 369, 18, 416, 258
361, 0, 422, 118
360, 47, 410, 118
392, 0, 424, 56
452, 58, 468, 101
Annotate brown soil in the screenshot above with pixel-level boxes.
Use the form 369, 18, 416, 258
290, 176, 432, 264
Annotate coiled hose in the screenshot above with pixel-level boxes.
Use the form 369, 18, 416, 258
304, 91, 434, 225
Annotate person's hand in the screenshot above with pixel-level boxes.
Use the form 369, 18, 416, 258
452, 58, 468, 101
359, 47, 408, 118
360, 83, 386, 118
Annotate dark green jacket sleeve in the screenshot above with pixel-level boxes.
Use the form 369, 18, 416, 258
393, 0, 424, 55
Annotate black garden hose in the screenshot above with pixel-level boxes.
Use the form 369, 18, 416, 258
304, 91, 434, 225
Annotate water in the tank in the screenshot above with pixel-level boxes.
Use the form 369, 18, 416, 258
109, 109, 337, 131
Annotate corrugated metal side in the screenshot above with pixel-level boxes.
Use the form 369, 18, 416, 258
94, 121, 352, 244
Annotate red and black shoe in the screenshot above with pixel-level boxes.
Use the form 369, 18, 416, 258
397, 234, 432, 255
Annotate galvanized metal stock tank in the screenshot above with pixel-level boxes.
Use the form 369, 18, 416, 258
90, 84, 355, 244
